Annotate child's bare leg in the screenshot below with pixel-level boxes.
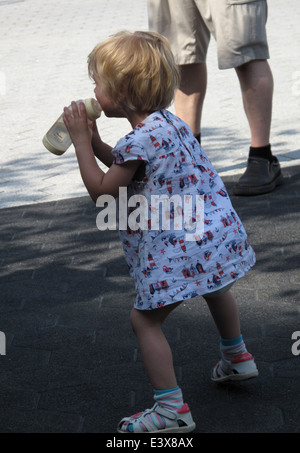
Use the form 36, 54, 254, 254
119, 302, 196, 432
203, 290, 241, 339
130, 302, 181, 390
204, 289, 258, 382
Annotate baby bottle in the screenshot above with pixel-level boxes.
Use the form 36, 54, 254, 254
42, 98, 102, 155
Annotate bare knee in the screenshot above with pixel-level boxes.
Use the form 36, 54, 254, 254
130, 302, 182, 336
130, 307, 164, 336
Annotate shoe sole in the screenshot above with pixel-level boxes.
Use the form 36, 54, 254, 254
117, 422, 196, 434
233, 173, 284, 196
211, 369, 259, 383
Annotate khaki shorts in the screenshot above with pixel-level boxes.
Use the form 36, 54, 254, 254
147, 0, 270, 69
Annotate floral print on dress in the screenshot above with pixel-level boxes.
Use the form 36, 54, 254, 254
112, 110, 255, 310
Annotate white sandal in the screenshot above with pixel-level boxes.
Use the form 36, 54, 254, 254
117, 403, 196, 433
212, 352, 259, 382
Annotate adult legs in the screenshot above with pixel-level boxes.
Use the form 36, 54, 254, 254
174, 63, 207, 137
233, 59, 283, 195
235, 59, 273, 148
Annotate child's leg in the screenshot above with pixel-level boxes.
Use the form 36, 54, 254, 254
118, 302, 196, 433
130, 302, 181, 390
204, 289, 258, 382
203, 289, 241, 339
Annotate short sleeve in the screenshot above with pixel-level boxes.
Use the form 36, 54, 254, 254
111, 137, 149, 165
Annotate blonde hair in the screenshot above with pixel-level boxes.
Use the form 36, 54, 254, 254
88, 31, 180, 113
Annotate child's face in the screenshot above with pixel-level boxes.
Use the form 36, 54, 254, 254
93, 75, 125, 118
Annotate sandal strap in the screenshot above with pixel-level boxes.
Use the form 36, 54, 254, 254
155, 404, 177, 420
118, 403, 177, 433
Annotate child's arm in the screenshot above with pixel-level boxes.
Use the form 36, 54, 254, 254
90, 121, 114, 167
63, 101, 140, 202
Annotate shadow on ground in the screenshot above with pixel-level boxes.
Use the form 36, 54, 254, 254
0, 165, 299, 433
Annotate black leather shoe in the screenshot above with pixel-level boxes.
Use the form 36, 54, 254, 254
233, 156, 284, 196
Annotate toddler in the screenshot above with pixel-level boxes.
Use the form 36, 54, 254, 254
63, 31, 258, 434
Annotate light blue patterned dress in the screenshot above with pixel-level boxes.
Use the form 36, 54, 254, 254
111, 110, 255, 310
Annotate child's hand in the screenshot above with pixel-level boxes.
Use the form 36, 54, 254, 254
63, 101, 92, 150
90, 119, 100, 140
